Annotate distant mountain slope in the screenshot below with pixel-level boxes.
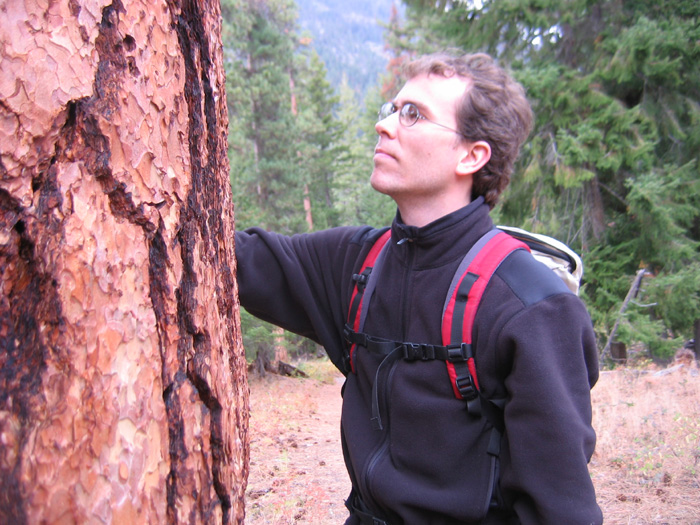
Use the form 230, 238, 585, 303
296, 0, 399, 95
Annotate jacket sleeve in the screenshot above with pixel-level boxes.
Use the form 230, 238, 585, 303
234, 226, 370, 370
495, 293, 602, 525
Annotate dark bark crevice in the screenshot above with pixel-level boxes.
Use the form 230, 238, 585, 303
163, 371, 191, 524
169, 0, 239, 521
0, 166, 65, 524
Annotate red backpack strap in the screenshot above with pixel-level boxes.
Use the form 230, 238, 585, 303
442, 231, 529, 402
345, 229, 392, 373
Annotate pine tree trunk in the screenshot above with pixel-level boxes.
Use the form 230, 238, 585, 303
585, 176, 606, 242
273, 326, 289, 368
0, 0, 248, 523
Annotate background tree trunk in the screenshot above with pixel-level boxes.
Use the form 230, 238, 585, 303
0, 0, 248, 523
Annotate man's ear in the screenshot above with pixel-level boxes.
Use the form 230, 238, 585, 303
456, 141, 491, 177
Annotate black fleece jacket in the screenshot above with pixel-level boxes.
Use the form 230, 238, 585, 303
235, 198, 602, 524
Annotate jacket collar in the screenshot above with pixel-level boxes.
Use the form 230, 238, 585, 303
390, 197, 494, 269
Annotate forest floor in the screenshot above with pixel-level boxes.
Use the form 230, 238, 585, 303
244, 357, 700, 524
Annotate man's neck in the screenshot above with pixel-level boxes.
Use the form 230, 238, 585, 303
396, 197, 472, 228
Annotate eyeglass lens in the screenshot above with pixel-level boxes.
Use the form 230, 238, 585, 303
378, 102, 395, 122
378, 102, 421, 127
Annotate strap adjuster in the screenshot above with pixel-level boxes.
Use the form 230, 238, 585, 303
343, 325, 367, 347
447, 343, 472, 362
352, 267, 373, 291
455, 373, 478, 400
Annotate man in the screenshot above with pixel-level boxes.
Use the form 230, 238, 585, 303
235, 52, 602, 524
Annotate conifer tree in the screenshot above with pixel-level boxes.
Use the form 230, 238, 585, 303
390, 0, 700, 359
292, 48, 344, 231
332, 81, 395, 227
222, 0, 353, 366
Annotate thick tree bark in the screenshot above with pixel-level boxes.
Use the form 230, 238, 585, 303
0, 0, 248, 523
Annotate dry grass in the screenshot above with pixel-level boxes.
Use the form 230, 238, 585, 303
246, 366, 350, 524
245, 358, 700, 524
590, 363, 700, 524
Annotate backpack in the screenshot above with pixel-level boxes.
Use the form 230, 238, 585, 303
343, 226, 582, 433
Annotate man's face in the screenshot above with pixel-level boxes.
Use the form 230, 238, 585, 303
370, 74, 472, 214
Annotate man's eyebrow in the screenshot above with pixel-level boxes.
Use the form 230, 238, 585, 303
394, 98, 432, 115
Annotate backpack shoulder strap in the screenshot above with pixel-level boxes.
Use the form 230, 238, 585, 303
442, 231, 529, 405
345, 228, 391, 373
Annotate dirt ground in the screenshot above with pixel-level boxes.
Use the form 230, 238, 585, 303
245, 369, 350, 524
245, 359, 700, 525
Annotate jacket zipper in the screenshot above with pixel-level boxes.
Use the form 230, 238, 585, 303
359, 239, 415, 518
399, 239, 415, 340
361, 359, 400, 518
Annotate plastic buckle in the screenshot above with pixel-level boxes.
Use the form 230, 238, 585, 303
404, 343, 435, 361
447, 343, 471, 362
455, 374, 477, 400
403, 343, 421, 360
343, 325, 367, 347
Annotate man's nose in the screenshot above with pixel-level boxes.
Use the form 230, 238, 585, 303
375, 112, 398, 137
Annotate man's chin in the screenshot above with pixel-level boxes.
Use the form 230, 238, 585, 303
370, 172, 393, 196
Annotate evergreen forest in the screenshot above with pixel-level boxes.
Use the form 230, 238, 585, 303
221, 0, 700, 368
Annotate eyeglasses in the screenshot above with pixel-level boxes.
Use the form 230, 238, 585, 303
377, 102, 464, 137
